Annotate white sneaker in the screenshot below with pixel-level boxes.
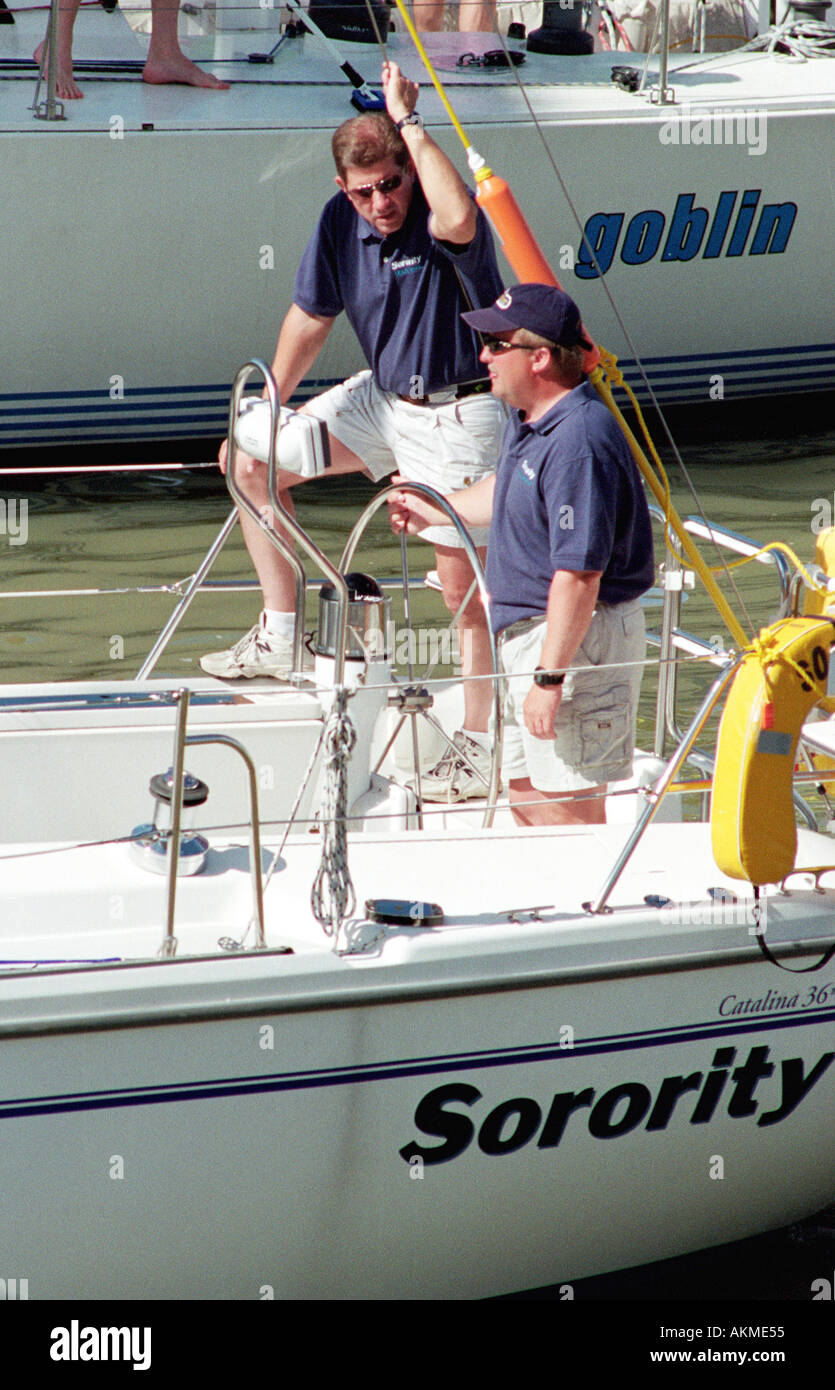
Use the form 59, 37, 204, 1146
200, 614, 293, 679
415, 731, 494, 803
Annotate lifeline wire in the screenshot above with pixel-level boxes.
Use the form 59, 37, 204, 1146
362, 0, 389, 63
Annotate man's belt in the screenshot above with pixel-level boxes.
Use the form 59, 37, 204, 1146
396, 379, 492, 406
500, 597, 634, 644
499, 616, 544, 644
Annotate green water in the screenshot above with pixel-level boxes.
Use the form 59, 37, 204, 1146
2, 415, 834, 773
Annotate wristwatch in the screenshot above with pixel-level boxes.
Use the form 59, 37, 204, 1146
533, 667, 566, 688
396, 112, 423, 131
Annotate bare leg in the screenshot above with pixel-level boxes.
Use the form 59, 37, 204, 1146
237, 476, 300, 612
433, 544, 493, 734
143, 0, 229, 89
508, 778, 607, 827
36, 0, 229, 96
34, 0, 83, 101
458, 0, 497, 32
413, 0, 445, 30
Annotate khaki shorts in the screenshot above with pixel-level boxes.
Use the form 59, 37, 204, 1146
499, 600, 646, 792
304, 369, 505, 548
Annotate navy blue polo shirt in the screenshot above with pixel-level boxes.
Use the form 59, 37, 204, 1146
486, 381, 654, 634
293, 183, 502, 395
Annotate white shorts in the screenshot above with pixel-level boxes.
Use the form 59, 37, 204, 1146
499, 600, 646, 792
304, 369, 505, 548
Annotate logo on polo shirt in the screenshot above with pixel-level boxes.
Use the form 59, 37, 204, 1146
520, 460, 535, 481
389, 254, 423, 276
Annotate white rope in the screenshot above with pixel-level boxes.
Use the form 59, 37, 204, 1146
310, 688, 357, 945
751, 19, 835, 60
679, 18, 835, 67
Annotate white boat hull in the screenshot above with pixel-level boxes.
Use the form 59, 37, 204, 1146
1, 819, 833, 1299
1, 22, 834, 450
0, 889, 828, 1301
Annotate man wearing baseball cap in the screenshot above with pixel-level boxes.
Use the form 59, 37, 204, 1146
389, 283, 654, 825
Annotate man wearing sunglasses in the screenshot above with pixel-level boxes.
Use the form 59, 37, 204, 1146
388, 284, 654, 826
203, 60, 506, 802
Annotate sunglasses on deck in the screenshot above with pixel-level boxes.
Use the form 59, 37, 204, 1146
481, 337, 539, 354
345, 173, 405, 201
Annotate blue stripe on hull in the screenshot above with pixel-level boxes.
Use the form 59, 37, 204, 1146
0, 350, 832, 446
1, 1004, 832, 1121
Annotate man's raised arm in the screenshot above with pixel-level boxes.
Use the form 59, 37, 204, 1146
381, 61, 476, 246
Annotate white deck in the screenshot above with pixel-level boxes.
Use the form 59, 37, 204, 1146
3, 816, 835, 978
3, 12, 834, 133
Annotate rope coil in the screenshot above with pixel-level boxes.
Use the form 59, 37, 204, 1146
310, 688, 357, 942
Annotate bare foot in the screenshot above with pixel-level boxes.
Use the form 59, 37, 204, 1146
142, 53, 229, 90
33, 39, 83, 99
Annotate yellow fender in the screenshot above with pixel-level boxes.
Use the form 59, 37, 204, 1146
802, 527, 835, 789
711, 615, 834, 885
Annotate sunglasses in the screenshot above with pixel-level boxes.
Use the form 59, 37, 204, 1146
482, 337, 539, 355
345, 173, 405, 201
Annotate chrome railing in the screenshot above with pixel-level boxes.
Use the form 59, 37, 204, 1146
647, 502, 793, 757
339, 478, 503, 828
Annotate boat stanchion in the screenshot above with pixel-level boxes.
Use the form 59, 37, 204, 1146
584, 658, 742, 916
130, 693, 210, 964
648, 0, 676, 105
31, 0, 66, 122
398, 531, 425, 827
161, 690, 192, 959
182, 733, 267, 951
136, 507, 240, 680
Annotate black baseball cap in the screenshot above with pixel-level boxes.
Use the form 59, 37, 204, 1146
462, 283, 593, 351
